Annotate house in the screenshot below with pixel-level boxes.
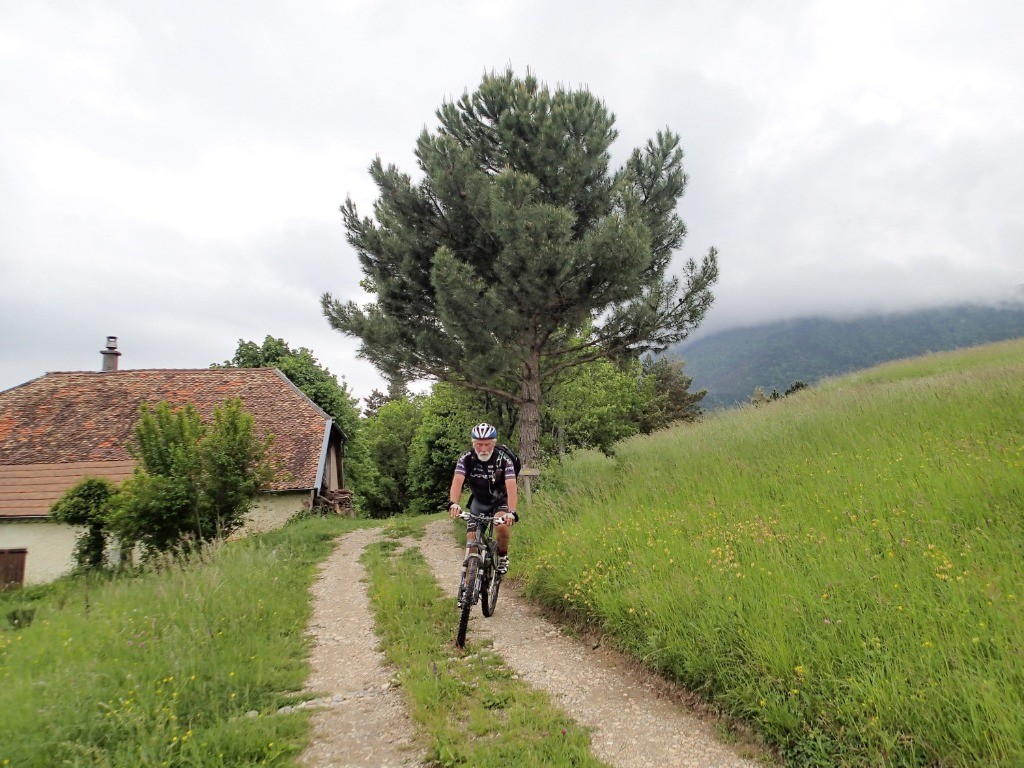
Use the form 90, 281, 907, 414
0, 339, 348, 586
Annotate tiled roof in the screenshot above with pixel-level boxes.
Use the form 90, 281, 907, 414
0, 461, 136, 518
0, 368, 335, 518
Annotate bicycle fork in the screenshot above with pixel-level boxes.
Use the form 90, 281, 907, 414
458, 545, 484, 607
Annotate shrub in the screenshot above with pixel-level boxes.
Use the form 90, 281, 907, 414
108, 399, 274, 555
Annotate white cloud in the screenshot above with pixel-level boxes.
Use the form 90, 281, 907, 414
2, 0, 1022, 399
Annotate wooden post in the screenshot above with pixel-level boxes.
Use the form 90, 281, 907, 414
519, 468, 541, 505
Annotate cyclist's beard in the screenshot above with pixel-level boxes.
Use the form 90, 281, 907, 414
475, 449, 493, 461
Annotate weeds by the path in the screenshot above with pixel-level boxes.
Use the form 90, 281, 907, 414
363, 519, 610, 768
0, 516, 366, 768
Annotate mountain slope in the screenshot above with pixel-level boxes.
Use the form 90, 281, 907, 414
674, 302, 1024, 409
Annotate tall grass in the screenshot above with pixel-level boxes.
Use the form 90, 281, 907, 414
516, 339, 1024, 766
0, 516, 365, 768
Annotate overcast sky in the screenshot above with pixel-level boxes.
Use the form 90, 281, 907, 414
2, 0, 1021, 401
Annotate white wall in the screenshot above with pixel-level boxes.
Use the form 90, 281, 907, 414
0, 491, 312, 585
0, 521, 79, 585
242, 491, 311, 534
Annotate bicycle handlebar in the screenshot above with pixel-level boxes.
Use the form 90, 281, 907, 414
459, 510, 517, 528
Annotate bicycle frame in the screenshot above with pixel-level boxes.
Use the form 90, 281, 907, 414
456, 510, 503, 647
458, 511, 496, 606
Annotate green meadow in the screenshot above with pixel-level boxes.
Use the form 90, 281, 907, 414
516, 338, 1024, 766
1, 339, 1020, 766
0, 517, 368, 768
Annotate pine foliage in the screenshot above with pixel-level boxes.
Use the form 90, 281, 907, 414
322, 69, 718, 463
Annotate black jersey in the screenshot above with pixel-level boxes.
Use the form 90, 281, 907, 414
454, 449, 516, 504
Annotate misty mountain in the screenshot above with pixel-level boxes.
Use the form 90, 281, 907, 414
673, 303, 1024, 410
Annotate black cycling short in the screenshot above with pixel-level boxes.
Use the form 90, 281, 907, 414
466, 497, 509, 532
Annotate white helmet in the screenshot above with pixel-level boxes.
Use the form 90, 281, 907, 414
470, 423, 497, 440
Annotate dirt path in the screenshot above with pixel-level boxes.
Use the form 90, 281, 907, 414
298, 523, 771, 767
298, 527, 426, 767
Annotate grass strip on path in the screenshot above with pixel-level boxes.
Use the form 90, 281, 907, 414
362, 519, 611, 768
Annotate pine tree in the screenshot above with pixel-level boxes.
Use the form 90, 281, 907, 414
322, 69, 718, 465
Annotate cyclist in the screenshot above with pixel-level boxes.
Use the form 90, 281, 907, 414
448, 423, 518, 573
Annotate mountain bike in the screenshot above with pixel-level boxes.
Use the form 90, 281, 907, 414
455, 510, 503, 648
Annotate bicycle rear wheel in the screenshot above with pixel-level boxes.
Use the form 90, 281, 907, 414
481, 568, 501, 617
456, 556, 479, 648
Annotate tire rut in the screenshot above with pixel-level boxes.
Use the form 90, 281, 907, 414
298, 527, 427, 767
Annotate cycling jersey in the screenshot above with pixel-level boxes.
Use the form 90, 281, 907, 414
454, 449, 516, 505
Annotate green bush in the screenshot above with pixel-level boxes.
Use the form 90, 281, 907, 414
108, 399, 274, 554
49, 477, 117, 570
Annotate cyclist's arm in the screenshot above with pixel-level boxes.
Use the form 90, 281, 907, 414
504, 476, 518, 519
449, 472, 466, 515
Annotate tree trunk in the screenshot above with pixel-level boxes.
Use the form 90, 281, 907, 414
518, 349, 543, 468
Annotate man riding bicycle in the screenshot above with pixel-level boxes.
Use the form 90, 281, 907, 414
448, 423, 518, 573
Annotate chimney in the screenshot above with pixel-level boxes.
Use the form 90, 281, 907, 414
100, 336, 121, 372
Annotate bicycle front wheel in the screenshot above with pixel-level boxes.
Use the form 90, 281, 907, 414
456, 556, 480, 648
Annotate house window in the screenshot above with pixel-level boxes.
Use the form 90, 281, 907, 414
0, 548, 28, 589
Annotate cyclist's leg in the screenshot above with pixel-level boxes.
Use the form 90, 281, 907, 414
463, 494, 482, 548
493, 502, 511, 555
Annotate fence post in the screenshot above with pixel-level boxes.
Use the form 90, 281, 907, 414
519, 468, 541, 505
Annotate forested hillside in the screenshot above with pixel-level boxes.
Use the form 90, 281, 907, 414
675, 302, 1024, 409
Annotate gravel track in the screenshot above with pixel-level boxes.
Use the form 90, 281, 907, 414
298, 522, 772, 767
297, 527, 426, 767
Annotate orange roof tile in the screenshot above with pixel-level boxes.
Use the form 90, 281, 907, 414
0, 369, 338, 518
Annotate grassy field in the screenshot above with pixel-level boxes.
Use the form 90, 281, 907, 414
515, 338, 1024, 766
3, 339, 1019, 767
0, 516, 368, 768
